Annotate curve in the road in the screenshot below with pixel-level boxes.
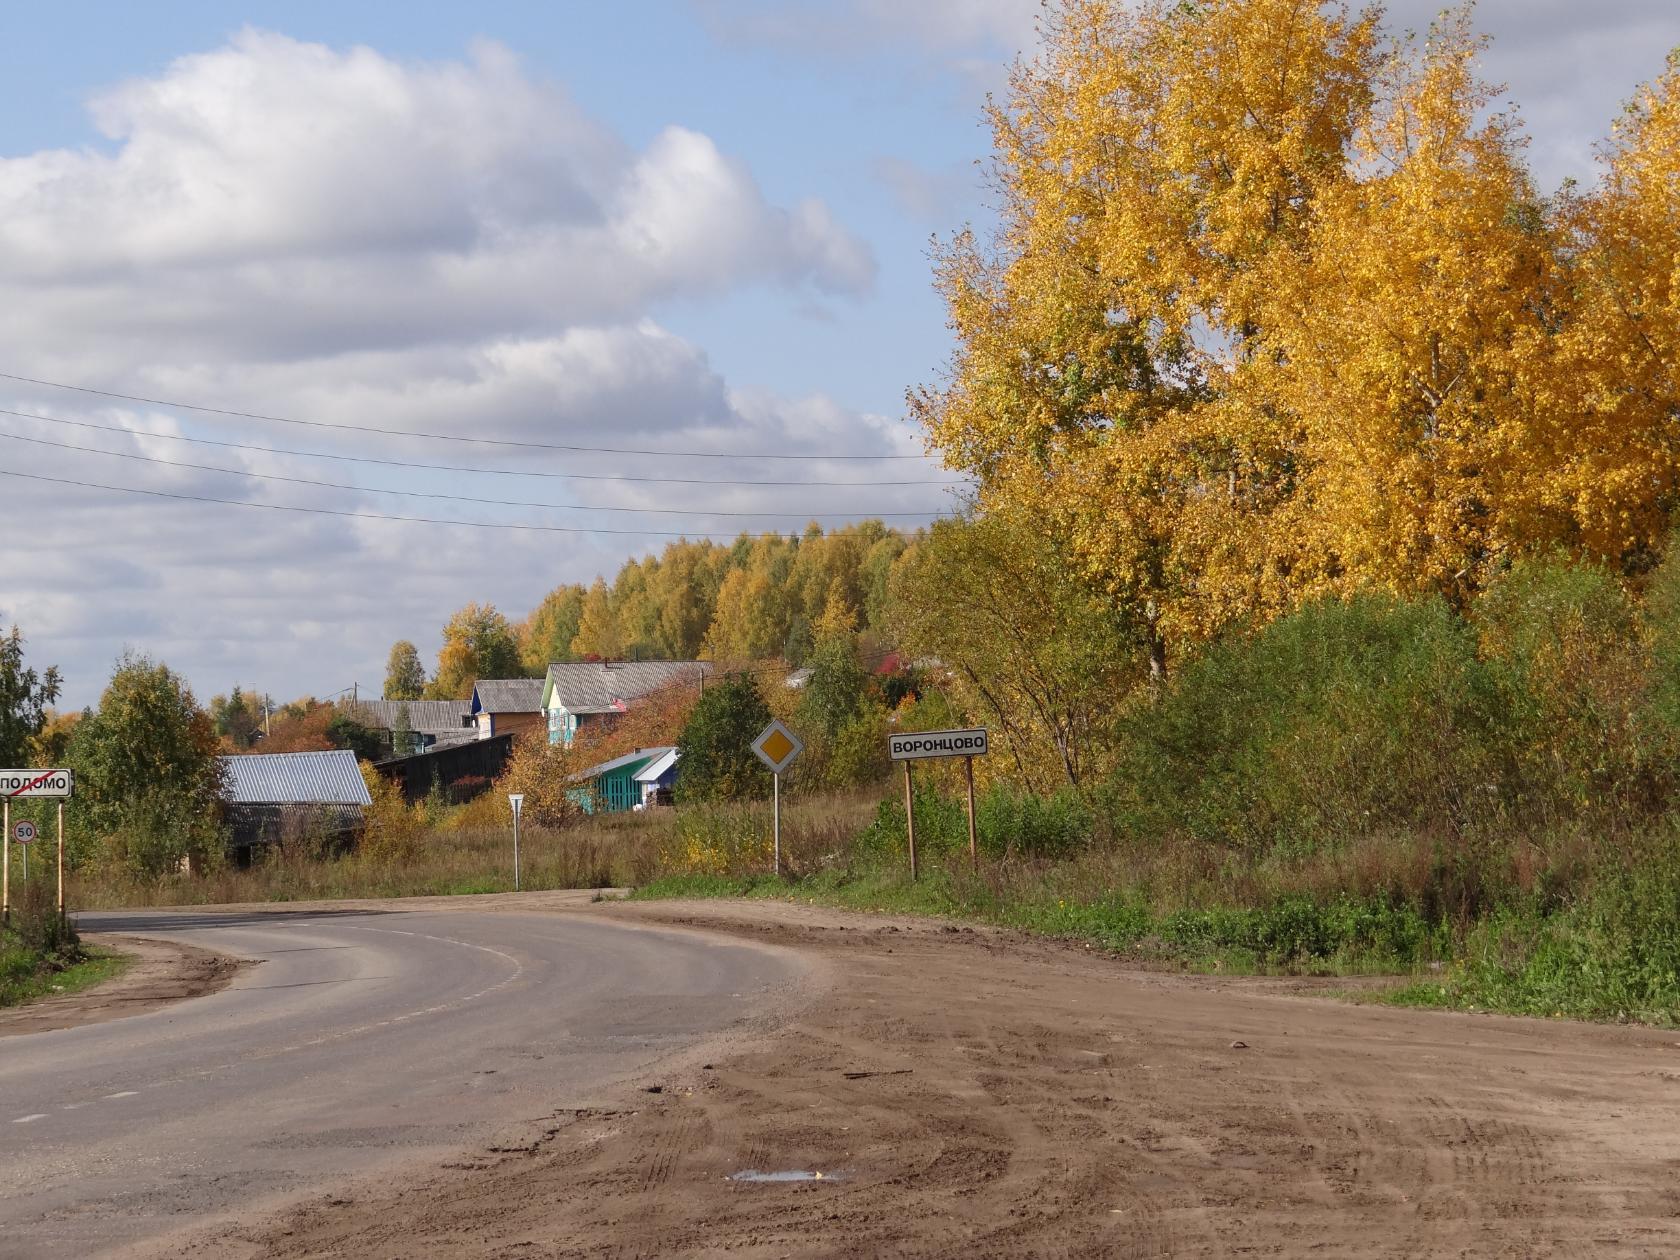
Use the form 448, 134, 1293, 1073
0, 906, 809, 1260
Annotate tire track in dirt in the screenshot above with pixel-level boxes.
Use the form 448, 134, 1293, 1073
190, 901, 1680, 1259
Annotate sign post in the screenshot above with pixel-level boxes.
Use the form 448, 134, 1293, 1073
13, 820, 34, 883
751, 720, 804, 877
886, 730, 990, 880
507, 793, 525, 892
1, 770, 73, 927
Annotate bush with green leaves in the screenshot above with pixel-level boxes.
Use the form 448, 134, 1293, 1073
67, 653, 226, 876
676, 676, 772, 803
1107, 592, 1501, 853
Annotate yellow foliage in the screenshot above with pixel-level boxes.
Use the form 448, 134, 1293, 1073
918, 2, 1680, 670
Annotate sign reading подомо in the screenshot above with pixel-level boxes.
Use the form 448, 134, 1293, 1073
887, 729, 989, 762
0, 769, 73, 798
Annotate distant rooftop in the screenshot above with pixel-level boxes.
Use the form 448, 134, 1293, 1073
221, 750, 372, 807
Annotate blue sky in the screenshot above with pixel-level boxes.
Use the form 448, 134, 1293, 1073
0, 1, 1674, 707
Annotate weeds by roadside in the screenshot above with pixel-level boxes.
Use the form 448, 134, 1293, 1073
0, 878, 103, 1008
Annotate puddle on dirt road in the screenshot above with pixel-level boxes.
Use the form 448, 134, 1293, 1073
727, 1170, 843, 1183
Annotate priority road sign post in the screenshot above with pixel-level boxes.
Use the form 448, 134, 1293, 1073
2, 770, 73, 926
886, 730, 990, 878
508, 793, 525, 893
751, 720, 804, 877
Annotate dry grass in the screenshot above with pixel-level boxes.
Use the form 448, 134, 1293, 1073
67, 790, 881, 909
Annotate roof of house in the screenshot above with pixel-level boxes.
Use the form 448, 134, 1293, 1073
221, 750, 373, 807
633, 747, 680, 783
542, 661, 712, 715
348, 699, 473, 735
471, 678, 546, 716
568, 745, 675, 784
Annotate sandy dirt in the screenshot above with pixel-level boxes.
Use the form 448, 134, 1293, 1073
151, 895, 1680, 1259
0, 934, 243, 1038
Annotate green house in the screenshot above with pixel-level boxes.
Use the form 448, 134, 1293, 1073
565, 746, 675, 814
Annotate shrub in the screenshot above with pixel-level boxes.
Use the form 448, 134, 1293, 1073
676, 676, 771, 803
1107, 592, 1499, 853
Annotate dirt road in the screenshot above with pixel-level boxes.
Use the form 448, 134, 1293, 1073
171, 896, 1680, 1259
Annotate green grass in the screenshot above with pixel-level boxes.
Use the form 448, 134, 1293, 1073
632, 864, 1451, 977
0, 941, 128, 1009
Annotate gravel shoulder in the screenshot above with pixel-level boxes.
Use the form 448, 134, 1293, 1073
204, 894, 1680, 1259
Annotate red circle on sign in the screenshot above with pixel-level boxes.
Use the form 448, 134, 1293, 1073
13, 820, 36, 844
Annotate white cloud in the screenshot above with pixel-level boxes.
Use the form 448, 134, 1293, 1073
0, 30, 873, 343
0, 30, 945, 708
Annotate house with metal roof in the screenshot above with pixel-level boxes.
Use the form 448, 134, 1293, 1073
633, 747, 681, 809
541, 661, 711, 747
470, 678, 547, 741
221, 749, 373, 859
346, 699, 475, 755
566, 746, 677, 814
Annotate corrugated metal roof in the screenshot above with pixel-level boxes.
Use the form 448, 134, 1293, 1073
633, 748, 680, 782
543, 662, 711, 714
569, 746, 675, 784
349, 700, 473, 734
222, 750, 373, 806
471, 678, 546, 715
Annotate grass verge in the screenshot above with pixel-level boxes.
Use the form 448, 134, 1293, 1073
632, 864, 1451, 978
0, 945, 128, 1009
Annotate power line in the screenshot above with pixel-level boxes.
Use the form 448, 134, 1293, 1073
0, 407, 964, 488
0, 430, 952, 520
0, 369, 932, 461
0, 467, 945, 540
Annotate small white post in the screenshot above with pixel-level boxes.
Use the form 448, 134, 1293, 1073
773, 772, 782, 878
508, 793, 524, 893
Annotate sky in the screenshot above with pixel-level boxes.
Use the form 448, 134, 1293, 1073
0, 1, 1674, 709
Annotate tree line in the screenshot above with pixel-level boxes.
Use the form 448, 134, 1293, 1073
382, 521, 912, 700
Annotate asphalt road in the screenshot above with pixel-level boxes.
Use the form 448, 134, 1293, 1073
0, 906, 806, 1260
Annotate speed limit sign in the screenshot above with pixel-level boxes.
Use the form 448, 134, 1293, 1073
12, 820, 35, 844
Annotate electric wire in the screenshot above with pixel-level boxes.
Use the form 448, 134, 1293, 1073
0, 369, 931, 461
0, 407, 964, 488
0, 467, 945, 539
0, 429, 951, 520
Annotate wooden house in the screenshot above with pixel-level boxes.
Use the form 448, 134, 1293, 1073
566, 746, 677, 814
469, 678, 547, 741
540, 661, 711, 747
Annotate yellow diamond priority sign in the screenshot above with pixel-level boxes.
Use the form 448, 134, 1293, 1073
751, 719, 804, 775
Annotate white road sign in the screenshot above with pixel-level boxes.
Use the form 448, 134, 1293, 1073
508, 793, 525, 818
0, 769, 73, 798
888, 729, 989, 762
751, 720, 804, 775
12, 820, 36, 844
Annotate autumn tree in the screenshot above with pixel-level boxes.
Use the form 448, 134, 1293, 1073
570, 578, 621, 660
920, 1, 1680, 671
519, 585, 585, 673
67, 653, 225, 875
0, 622, 61, 766
210, 686, 264, 749
428, 603, 523, 699
888, 512, 1147, 791
384, 641, 426, 700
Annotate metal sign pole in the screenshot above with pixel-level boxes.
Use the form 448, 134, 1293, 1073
903, 760, 917, 882
965, 755, 978, 871
773, 771, 781, 877
513, 807, 520, 892
57, 801, 65, 922
2, 797, 9, 927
